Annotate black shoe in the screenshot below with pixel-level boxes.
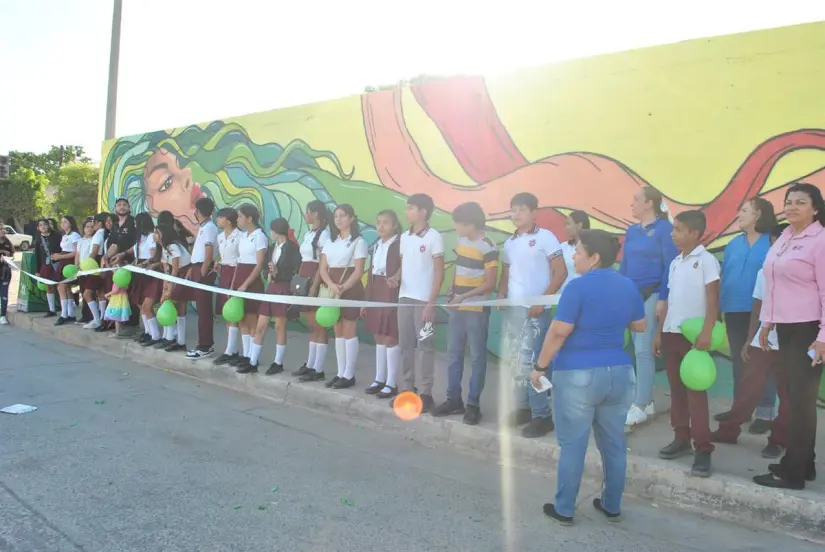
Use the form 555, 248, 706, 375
753, 472, 804, 490
140, 338, 160, 347
431, 399, 465, 417
748, 418, 772, 435
376, 386, 398, 399
134, 332, 147, 342
463, 405, 481, 425
265, 362, 284, 375
95, 322, 111, 333
332, 377, 356, 389
229, 355, 247, 367
420, 394, 435, 414
713, 410, 732, 422
154, 339, 172, 349
185, 347, 214, 360
300, 370, 325, 382
292, 363, 311, 377
213, 353, 237, 366
659, 440, 692, 460
769, 462, 816, 482
508, 409, 532, 427
691, 451, 713, 477
236, 361, 258, 374
165, 342, 186, 352
44, 312, 57, 318
55, 317, 67, 326
542, 503, 573, 526
761, 443, 785, 459
592, 498, 622, 522
364, 381, 386, 395
324, 376, 341, 388
522, 416, 554, 438
137, 333, 152, 344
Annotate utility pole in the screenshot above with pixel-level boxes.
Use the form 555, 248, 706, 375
104, 0, 123, 140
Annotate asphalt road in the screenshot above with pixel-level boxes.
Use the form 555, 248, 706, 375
0, 324, 820, 552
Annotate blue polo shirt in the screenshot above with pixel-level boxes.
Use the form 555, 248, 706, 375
619, 218, 679, 300
720, 232, 770, 314
552, 269, 646, 371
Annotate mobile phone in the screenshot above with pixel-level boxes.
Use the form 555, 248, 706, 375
532, 375, 553, 393
809, 349, 818, 361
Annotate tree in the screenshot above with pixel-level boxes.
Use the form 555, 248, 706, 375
0, 168, 49, 228
8, 145, 91, 179
53, 162, 99, 219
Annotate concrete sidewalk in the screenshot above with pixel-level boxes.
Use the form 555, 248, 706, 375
7, 306, 825, 540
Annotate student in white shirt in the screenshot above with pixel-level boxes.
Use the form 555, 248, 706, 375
184, 198, 220, 360
157, 225, 193, 353
93, 213, 116, 331
560, 210, 590, 291
75, 218, 103, 329
712, 223, 789, 459
295, 200, 333, 382
233, 204, 268, 373
316, 204, 368, 389
655, 210, 719, 478
213, 208, 243, 366
127, 213, 161, 343
498, 192, 567, 438
54, 216, 82, 326
394, 194, 444, 413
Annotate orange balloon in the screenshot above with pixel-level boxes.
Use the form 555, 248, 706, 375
392, 391, 423, 422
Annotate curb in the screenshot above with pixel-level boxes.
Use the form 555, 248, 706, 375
8, 311, 825, 540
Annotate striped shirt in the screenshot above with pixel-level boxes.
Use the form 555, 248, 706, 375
454, 235, 499, 312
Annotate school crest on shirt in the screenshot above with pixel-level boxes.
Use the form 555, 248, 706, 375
693, 261, 699, 269
419, 245, 426, 253
528, 239, 536, 247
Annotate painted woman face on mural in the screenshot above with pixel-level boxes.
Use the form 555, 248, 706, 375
143, 148, 206, 232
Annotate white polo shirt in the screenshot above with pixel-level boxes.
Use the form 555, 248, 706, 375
559, 240, 578, 290
218, 228, 241, 267
300, 228, 331, 263
750, 269, 778, 350
134, 234, 156, 261
162, 243, 192, 269
191, 221, 218, 264
77, 237, 94, 262
662, 245, 721, 334
60, 231, 81, 253
371, 235, 398, 276
322, 236, 368, 268
502, 226, 562, 300
91, 228, 105, 251
399, 227, 444, 302
238, 228, 268, 265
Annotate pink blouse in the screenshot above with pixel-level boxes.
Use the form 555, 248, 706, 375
760, 221, 825, 342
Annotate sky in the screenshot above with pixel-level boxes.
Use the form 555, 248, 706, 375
1, 0, 824, 162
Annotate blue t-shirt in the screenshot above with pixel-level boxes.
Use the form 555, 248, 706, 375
553, 269, 645, 371
619, 218, 679, 300
720, 233, 770, 314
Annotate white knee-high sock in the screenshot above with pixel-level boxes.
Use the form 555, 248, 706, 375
386, 345, 400, 388
88, 301, 100, 323
147, 317, 161, 340
242, 334, 252, 357
335, 338, 346, 378
275, 344, 286, 365
249, 343, 262, 366
176, 317, 186, 345
47, 293, 56, 313
97, 299, 107, 317
225, 327, 240, 355
60, 299, 69, 318
306, 342, 318, 368
141, 314, 149, 333
67, 299, 76, 317
313, 343, 328, 373
163, 325, 173, 340
375, 344, 387, 383
344, 337, 359, 380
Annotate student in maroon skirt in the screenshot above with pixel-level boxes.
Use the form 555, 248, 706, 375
34, 218, 63, 317
157, 226, 193, 353
54, 216, 81, 325
127, 213, 163, 345
75, 218, 103, 329
94, 214, 117, 332
295, 200, 332, 381
233, 204, 268, 373
246, 218, 301, 374
362, 210, 402, 398
213, 208, 242, 366
317, 204, 368, 389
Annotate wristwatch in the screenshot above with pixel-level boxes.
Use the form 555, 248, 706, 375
534, 363, 548, 373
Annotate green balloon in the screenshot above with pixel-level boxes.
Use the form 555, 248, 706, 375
315, 306, 340, 328
711, 322, 728, 351
680, 317, 728, 352
62, 264, 79, 280
113, 268, 132, 288
223, 297, 245, 324
157, 300, 177, 327
680, 349, 717, 391
80, 258, 99, 272
37, 281, 48, 291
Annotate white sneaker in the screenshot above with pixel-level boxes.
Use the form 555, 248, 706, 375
83, 320, 101, 330
0, 316, 8, 325
625, 404, 648, 427
644, 402, 656, 417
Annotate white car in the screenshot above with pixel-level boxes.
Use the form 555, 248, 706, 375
3, 225, 33, 250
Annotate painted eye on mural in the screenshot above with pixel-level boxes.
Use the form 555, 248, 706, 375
158, 176, 172, 193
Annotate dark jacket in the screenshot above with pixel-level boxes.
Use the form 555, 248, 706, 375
0, 237, 13, 281
366, 237, 401, 301
34, 231, 63, 270
264, 240, 301, 283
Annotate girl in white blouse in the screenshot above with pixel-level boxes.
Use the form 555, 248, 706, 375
317, 204, 368, 389
233, 204, 268, 373
54, 216, 81, 325
158, 226, 192, 353
75, 218, 103, 329
212, 208, 243, 366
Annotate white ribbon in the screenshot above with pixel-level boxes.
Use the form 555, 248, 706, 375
5, 258, 560, 309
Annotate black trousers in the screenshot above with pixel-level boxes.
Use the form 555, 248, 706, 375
776, 321, 821, 485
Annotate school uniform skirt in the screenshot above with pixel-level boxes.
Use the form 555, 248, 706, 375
297, 261, 320, 312
231, 263, 264, 314
258, 281, 291, 317
363, 275, 398, 338
38, 262, 61, 282
170, 265, 193, 302
127, 273, 148, 305
79, 274, 102, 292
327, 267, 364, 322
140, 270, 164, 303
215, 264, 236, 315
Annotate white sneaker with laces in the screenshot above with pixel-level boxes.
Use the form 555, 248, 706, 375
0, 316, 8, 325
625, 404, 648, 427
644, 402, 655, 417
83, 320, 101, 330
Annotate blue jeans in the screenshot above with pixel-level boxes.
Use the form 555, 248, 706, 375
0, 279, 9, 317
552, 364, 635, 518
631, 292, 658, 406
503, 307, 551, 419
446, 309, 490, 406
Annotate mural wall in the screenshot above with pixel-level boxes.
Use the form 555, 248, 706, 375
99, 21, 825, 356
